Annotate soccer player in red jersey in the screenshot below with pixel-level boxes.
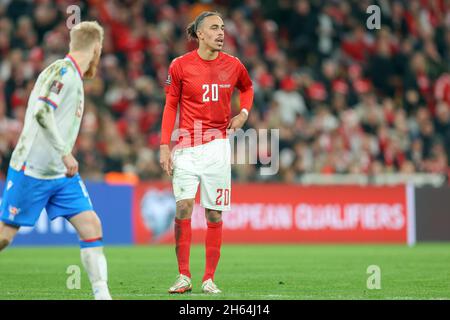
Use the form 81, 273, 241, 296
159, 11, 254, 294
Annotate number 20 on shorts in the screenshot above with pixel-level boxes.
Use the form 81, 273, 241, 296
216, 188, 230, 206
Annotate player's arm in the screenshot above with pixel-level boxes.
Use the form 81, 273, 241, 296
160, 60, 182, 176
228, 61, 254, 130
33, 65, 78, 176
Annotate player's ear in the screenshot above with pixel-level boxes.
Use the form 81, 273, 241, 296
93, 43, 101, 58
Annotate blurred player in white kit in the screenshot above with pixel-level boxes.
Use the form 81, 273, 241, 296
0, 21, 112, 300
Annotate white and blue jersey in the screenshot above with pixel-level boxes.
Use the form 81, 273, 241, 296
11, 54, 84, 178
0, 55, 93, 227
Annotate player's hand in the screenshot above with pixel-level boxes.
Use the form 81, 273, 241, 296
62, 153, 79, 177
227, 111, 248, 130
159, 144, 173, 176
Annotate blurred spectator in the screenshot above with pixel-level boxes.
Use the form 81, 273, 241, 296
0, 0, 448, 182
273, 76, 306, 125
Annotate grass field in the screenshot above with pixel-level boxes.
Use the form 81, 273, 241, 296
0, 244, 449, 300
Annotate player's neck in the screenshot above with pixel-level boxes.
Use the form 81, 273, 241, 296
67, 51, 91, 77
196, 47, 219, 61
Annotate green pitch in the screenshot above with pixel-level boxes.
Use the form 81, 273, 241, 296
0, 244, 449, 300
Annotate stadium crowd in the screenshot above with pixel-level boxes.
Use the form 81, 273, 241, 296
0, 0, 449, 182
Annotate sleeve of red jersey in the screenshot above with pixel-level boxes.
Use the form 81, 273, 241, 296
236, 61, 254, 115
160, 60, 182, 145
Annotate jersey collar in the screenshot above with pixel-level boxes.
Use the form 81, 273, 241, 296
195, 50, 222, 63
65, 54, 83, 79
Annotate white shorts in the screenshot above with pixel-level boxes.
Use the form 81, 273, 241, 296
172, 138, 231, 211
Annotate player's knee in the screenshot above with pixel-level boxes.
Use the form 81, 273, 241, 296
206, 209, 222, 223
81, 211, 103, 234
176, 200, 193, 219
0, 223, 17, 251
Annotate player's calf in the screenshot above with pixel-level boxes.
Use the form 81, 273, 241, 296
69, 211, 112, 300
0, 238, 9, 251
79, 244, 111, 300
203, 209, 223, 286
0, 222, 19, 252
172, 200, 194, 284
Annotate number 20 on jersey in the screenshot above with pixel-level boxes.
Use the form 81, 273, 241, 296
202, 84, 219, 102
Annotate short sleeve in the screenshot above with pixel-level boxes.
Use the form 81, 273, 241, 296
37, 63, 72, 110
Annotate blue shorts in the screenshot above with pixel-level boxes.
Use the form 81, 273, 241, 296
0, 167, 93, 227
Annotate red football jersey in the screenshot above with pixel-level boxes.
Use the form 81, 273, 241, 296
161, 50, 253, 147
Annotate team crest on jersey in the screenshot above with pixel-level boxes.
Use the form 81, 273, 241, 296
8, 205, 21, 220
218, 72, 229, 82
165, 74, 171, 85
50, 80, 64, 95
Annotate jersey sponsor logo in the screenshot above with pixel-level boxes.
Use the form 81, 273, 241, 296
6, 180, 13, 191
50, 80, 64, 95
219, 84, 231, 88
165, 74, 171, 85
60, 67, 67, 76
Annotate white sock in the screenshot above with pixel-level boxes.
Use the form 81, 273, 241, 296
80, 246, 112, 300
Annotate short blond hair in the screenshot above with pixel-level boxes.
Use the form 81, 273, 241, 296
69, 21, 104, 51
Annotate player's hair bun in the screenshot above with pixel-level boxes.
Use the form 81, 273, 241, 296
186, 11, 222, 41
